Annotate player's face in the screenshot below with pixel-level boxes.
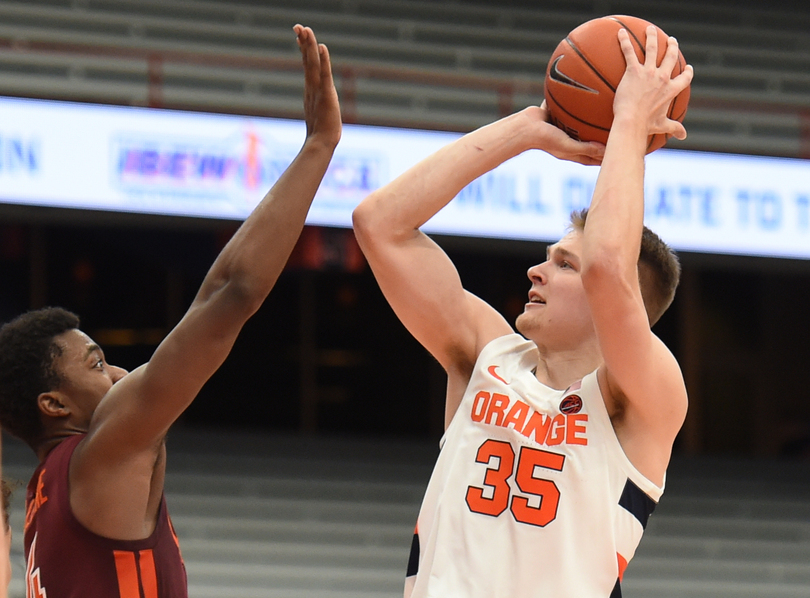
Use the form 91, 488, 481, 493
515, 231, 594, 344
51, 329, 128, 427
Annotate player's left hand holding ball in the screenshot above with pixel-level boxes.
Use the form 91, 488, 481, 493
613, 26, 693, 140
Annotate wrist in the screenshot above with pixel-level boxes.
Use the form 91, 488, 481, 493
609, 112, 648, 145
302, 134, 339, 155
474, 109, 538, 155
517, 106, 554, 151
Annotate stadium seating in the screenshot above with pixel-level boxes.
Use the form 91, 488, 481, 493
0, 0, 809, 156
5, 429, 810, 598
3, 2, 810, 596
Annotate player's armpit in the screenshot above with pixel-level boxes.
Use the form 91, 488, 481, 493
595, 303, 687, 484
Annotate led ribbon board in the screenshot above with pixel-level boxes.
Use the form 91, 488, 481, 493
1, 95, 808, 259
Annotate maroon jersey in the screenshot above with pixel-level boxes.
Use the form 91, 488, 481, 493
24, 434, 188, 598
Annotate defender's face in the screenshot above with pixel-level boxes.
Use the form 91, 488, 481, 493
515, 231, 594, 343
51, 329, 128, 427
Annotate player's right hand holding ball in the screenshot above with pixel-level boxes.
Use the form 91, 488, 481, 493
533, 102, 606, 166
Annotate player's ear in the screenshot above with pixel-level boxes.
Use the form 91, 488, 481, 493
37, 391, 70, 418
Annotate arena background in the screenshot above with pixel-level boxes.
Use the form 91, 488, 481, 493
2, 0, 810, 596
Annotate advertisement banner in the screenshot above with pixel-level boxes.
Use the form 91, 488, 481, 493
1, 95, 809, 259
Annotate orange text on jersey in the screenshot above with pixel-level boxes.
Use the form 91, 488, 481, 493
471, 391, 588, 446
25, 469, 49, 532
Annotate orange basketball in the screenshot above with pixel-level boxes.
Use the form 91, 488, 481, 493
543, 15, 690, 154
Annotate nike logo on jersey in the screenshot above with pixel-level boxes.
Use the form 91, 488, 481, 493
487, 365, 508, 385
548, 56, 598, 93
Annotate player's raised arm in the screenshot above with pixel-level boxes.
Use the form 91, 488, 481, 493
80, 25, 340, 464
580, 27, 692, 479
353, 108, 603, 423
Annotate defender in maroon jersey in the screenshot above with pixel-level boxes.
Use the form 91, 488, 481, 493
0, 24, 341, 597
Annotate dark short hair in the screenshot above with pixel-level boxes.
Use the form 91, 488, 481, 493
0, 307, 80, 447
570, 209, 680, 326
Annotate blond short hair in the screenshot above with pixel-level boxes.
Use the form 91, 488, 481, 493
570, 209, 680, 325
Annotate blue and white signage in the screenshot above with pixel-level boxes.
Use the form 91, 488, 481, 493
1, 95, 809, 260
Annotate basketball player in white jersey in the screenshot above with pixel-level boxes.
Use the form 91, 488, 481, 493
353, 28, 693, 597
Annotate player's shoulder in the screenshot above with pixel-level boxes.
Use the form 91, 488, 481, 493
463, 292, 515, 353
479, 332, 533, 357
466, 333, 538, 386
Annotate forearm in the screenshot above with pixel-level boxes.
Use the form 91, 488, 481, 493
583, 27, 691, 274
354, 109, 538, 242
582, 113, 647, 271
198, 138, 335, 309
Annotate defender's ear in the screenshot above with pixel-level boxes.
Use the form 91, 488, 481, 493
37, 392, 70, 418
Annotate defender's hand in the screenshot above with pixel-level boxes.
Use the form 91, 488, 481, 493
295, 24, 342, 150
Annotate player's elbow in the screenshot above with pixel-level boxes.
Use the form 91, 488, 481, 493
352, 193, 391, 249
353, 192, 420, 261
351, 199, 373, 244
226, 276, 269, 317
197, 273, 265, 323
581, 247, 627, 292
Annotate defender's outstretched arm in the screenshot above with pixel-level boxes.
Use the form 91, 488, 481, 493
72, 26, 341, 529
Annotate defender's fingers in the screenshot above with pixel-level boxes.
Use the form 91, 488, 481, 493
319, 43, 334, 86
296, 26, 322, 88
294, 24, 309, 51
295, 24, 318, 59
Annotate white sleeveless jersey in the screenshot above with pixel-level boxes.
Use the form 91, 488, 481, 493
404, 334, 663, 598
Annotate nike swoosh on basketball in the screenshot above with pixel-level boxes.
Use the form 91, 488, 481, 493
487, 365, 508, 385
548, 56, 598, 93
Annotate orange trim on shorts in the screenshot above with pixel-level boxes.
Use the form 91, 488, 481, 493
138, 549, 159, 598
617, 552, 628, 581
168, 517, 183, 558
114, 549, 158, 598
113, 551, 140, 598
